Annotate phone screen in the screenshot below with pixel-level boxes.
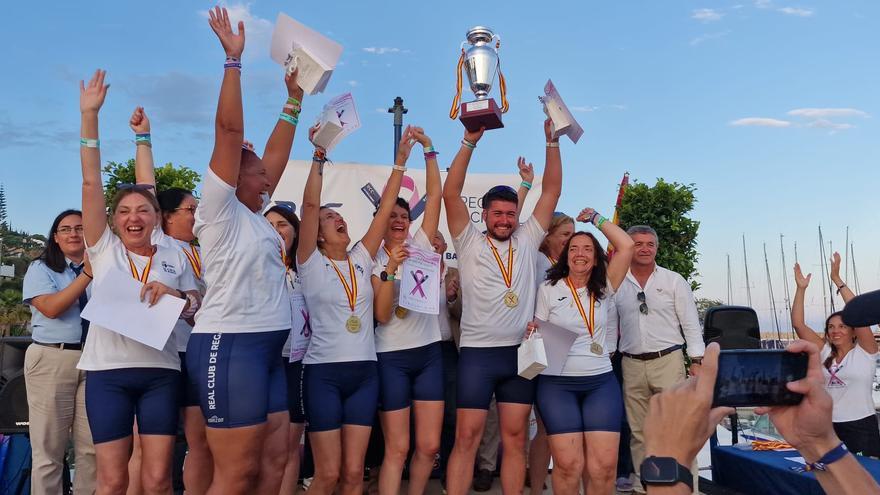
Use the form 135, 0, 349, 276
712, 350, 808, 408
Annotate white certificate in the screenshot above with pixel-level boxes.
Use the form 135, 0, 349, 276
399, 245, 441, 315
289, 292, 311, 363
534, 318, 580, 375
81, 269, 184, 350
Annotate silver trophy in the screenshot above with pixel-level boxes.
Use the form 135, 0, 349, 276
450, 27, 508, 131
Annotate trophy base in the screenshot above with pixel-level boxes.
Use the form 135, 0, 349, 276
459, 98, 504, 132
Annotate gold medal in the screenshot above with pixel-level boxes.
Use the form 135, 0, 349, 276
346, 315, 361, 333
503, 290, 519, 308
395, 306, 409, 319
487, 237, 517, 310
591, 342, 603, 355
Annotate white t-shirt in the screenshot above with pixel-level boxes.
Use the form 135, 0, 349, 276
453, 216, 546, 348
193, 169, 291, 334
820, 343, 878, 423
78, 226, 198, 371
152, 229, 205, 352
282, 270, 311, 362
535, 279, 618, 376
373, 230, 442, 353
299, 243, 376, 364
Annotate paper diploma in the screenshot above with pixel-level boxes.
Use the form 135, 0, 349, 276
81, 269, 185, 350
534, 318, 580, 375
399, 245, 441, 315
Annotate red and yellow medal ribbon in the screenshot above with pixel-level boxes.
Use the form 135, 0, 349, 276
383, 245, 393, 258
449, 48, 466, 120
495, 39, 509, 114
486, 237, 514, 289
127, 249, 155, 283
182, 245, 201, 279
328, 257, 358, 313
545, 254, 557, 265
565, 277, 595, 337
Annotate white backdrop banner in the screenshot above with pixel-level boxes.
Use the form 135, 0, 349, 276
273, 160, 544, 266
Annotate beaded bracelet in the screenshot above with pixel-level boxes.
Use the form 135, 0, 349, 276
80, 138, 99, 148
278, 112, 298, 126
461, 139, 476, 150
224, 57, 242, 71
521, 181, 532, 190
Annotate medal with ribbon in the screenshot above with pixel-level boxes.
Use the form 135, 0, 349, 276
565, 277, 601, 354
182, 244, 202, 279
127, 248, 155, 283
487, 237, 518, 308
328, 257, 361, 333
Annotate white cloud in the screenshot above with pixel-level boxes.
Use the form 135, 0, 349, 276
787, 108, 869, 119
806, 119, 854, 130
348, 80, 358, 87
692, 8, 724, 22
363, 47, 402, 55
754, 0, 772, 9
730, 117, 792, 127
199, 3, 273, 61
571, 105, 599, 113
690, 30, 731, 46
375, 108, 387, 114
777, 7, 814, 17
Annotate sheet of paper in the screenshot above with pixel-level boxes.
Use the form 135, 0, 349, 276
324, 93, 361, 151
81, 269, 184, 350
534, 318, 580, 375
539, 79, 584, 144
399, 244, 441, 315
270, 13, 343, 95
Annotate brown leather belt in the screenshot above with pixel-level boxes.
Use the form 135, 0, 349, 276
33, 341, 83, 351
621, 345, 682, 361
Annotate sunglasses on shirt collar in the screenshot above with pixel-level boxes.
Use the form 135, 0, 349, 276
637, 291, 648, 315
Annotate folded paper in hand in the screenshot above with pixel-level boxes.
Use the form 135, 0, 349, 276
270, 13, 343, 95
518, 332, 548, 379
312, 93, 361, 151
539, 79, 583, 144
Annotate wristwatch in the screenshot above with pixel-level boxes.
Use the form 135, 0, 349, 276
640, 456, 693, 490
380, 271, 396, 282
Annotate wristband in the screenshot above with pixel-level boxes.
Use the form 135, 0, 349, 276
423, 145, 436, 154
224, 59, 242, 71
520, 181, 532, 190
135, 133, 151, 146
80, 138, 99, 148
286, 96, 301, 106
546, 141, 560, 148
283, 103, 302, 115
836, 283, 846, 294
596, 216, 608, 229
393, 165, 407, 172
794, 442, 848, 472
313, 148, 327, 163
424, 151, 439, 159
461, 139, 476, 150
278, 112, 299, 126
225, 56, 241, 63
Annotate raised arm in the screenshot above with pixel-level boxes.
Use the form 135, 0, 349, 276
515, 157, 534, 219
828, 253, 876, 352
264, 69, 304, 195
792, 263, 824, 347
442, 127, 485, 237
207, 7, 246, 187
413, 129, 441, 239
296, 128, 325, 264
79, 69, 110, 246
130, 107, 156, 191
531, 119, 562, 230
577, 207, 634, 290
360, 127, 413, 257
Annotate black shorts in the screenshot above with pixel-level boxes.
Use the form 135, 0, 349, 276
833, 414, 880, 457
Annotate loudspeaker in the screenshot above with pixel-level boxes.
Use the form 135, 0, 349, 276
0, 337, 32, 434
703, 306, 761, 350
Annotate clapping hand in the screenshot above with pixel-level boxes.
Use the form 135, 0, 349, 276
207, 6, 245, 59
794, 263, 811, 289
576, 208, 597, 224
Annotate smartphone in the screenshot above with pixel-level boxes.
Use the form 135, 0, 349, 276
712, 349, 808, 408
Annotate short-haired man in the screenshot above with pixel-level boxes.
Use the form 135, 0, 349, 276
443, 120, 562, 495
614, 225, 704, 492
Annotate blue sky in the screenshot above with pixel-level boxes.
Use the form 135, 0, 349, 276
2, 1, 878, 330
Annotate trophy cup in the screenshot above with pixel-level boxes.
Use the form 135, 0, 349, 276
449, 27, 509, 131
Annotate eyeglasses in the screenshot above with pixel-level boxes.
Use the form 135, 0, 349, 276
57, 226, 84, 235
637, 291, 648, 315
174, 206, 198, 213
117, 183, 155, 192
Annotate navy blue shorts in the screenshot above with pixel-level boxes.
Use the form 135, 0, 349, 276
456, 346, 536, 410
85, 368, 181, 444
535, 372, 623, 434
186, 330, 288, 429
378, 342, 444, 411
178, 352, 200, 408
286, 360, 305, 423
303, 361, 379, 432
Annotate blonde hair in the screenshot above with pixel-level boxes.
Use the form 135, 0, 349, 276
539, 213, 574, 255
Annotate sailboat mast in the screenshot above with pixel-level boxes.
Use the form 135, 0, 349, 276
743, 235, 752, 307
818, 226, 830, 314
764, 243, 782, 342
851, 242, 861, 295
780, 234, 793, 339
844, 226, 849, 283
727, 254, 733, 305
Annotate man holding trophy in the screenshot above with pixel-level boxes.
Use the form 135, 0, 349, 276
442, 26, 564, 494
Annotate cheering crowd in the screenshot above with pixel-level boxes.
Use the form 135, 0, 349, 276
19, 7, 880, 495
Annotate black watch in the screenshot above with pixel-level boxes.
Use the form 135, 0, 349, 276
380, 270, 396, 282
640, 456, 693, 490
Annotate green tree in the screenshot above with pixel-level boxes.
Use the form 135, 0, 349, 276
103, 159, 201, 205
0, 182, 8, 231
618, 178, 701, 290
695, 297, 724, 326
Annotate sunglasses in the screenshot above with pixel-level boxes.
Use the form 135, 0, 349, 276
273, 201, 298, 214
637, 291, 648, 315
117, 183, 155, 192
56, 226, 84, 235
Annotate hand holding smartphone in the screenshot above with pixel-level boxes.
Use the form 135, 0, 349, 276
712, 349, 809, 408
